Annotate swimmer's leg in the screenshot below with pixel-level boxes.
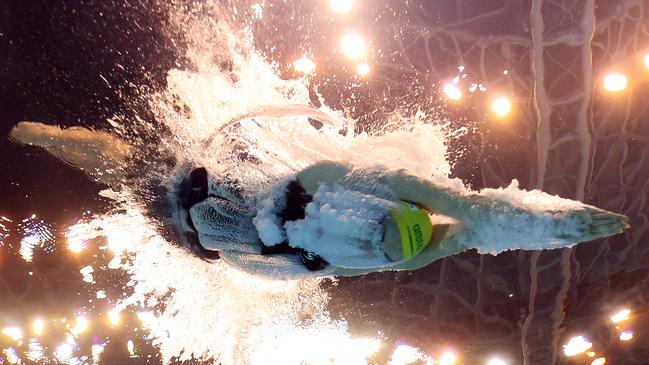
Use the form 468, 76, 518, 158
9, 122, 133, 186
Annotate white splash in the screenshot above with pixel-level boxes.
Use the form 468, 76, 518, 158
72, 204, 383, 364
80, 265, 95, 284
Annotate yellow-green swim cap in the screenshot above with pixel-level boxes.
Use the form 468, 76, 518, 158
389, 201, 434, 259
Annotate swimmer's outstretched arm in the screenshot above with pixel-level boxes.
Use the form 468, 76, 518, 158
299, 161, 628, 246
380, 168, 629, 243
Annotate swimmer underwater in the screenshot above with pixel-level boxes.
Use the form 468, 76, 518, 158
9, 118, 629, 279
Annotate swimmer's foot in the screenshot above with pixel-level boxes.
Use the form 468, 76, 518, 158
554, 206, 629, 243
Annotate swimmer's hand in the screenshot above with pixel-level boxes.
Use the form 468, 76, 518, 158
555, 206, 629, 243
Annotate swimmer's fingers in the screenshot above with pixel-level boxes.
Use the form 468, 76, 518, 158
559, 207, 628, 242
588, 208, 627, 224
585, 207, 629, 239
590, 218, 629, 238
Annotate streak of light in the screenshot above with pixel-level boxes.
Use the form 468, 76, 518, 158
610, 309, 630, 323
563, 335, 592, 357
329, 0, 353, 13
108, 309, 121, 326
619, 330, 634, 341
1, 327, 22, 341
92, 344, 105, 364
439, 351, 457, 365
293, 56, 316, 75
32, 318, 44, 336
18, 217, 55, 262
20, 234, 41, 262
71, 316, 89, 336
388, 345, 434, 365
340, 32, 366, 59
0, 218, 9, 247
488, 357, 507, 365
2, 347, 20, 364
127, 340, 135, 357
591, 358, 606, 365
603, 72, 628, 92
54, 343, 74, 362
644, 53, 649, 69
26, 338, 45, 362
586, 351, 596, 357
491, 96, 512, 118
443, 82, 462, 101
356, 63, 370, 76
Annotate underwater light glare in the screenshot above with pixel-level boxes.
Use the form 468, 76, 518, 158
1, 327, 22, 341
610, 309, 631, 323
32, 319, 44, 336
603, 73, 628, 92
293, 56, 316, 75
487, 357, 507, 365
619, 330, 634, 341
492, 96, 512, 118
108, 309, 121, 326
591, 357, 606, 365
356, 63, 370, 76
563, 335, 592, 357
439, 350, 457, 365
341, 32, 366, 59
330, 0, 353, 13
443, 82, 462, 101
